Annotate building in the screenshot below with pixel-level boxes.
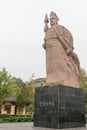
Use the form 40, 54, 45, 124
34, 78, 46, 87
0, 78, 46, 115
0, 96, 25, 115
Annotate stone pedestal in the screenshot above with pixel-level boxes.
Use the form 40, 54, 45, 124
34, 85, 85, 129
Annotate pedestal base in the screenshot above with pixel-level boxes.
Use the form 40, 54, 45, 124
34, 85, 85, 129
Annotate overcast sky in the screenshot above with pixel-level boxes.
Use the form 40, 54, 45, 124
0, 0, 87, 81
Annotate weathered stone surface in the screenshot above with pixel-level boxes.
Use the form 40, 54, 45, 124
43, 12, 80, 88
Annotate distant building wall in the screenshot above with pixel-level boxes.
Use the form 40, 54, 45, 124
0, 100, 26, 115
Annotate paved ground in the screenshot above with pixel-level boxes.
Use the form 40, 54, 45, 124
0, 122, 33, 130
0, 122, 87, 130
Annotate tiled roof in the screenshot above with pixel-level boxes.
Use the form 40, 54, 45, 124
5, 96, 16, 102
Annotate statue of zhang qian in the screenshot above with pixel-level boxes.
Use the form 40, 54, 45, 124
43, 11, 80, 88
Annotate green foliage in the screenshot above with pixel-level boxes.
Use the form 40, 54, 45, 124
39, 78, 46, 87
28, 104, 34, 112
79, 68, 87, 88
0, 68, 11, 102
0, 115, 34, 123
0, 68, 13, 106
13, 77, 26, 88
79, 68, 87, 113
0, 68, 20, 107
14, 75, 35, 114
85, 105, 87, 114
16, 93, 25, 111
21, 77, 35, 105
0, 118, 3, 123
0, 67, 35, 114
0, 114, 33, 118
8, 77, 20, 95
25, 104, 34, 115
79, 68, 87, 98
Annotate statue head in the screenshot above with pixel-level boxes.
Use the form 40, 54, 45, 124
50, 11, 59, 26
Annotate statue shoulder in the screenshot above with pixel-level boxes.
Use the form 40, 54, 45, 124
59, 25, 73, 45
58, 25, 73, 38
53, 24, 74, 50
52, 24, 64, 35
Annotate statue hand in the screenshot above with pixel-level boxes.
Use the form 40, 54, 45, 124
44, 14, 49, 23
43, 43, 46, 49
66, 47, 73, 54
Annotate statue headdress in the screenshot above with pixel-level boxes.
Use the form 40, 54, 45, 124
50, 11, 59, 21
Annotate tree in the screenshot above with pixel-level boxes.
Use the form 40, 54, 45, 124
0, 68, 12, 107
15, 93, 25, 112
12, 77, 26, 88
22, 78, 35, 105
79, 68, 87, 96
79, 68, 87, 113
79, 68, 87, 88
0, 68, 20, 107
21, 77, 35, 115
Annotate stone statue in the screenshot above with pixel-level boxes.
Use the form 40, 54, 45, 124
43, 11, 80, 88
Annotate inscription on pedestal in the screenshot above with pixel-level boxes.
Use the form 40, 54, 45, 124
39, 101, 54, 107
34, 85, 85, 129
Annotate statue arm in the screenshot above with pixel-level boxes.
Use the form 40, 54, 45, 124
44, 14, 49, 32
43, 14, 49, 50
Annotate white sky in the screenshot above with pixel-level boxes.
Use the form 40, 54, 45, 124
0, 0, 87, 81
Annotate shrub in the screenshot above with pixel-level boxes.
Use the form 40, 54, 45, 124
0, 118, 3, 123
0, 114, 34, 123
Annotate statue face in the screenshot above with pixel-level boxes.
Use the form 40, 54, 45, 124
50, 15, 57, 26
